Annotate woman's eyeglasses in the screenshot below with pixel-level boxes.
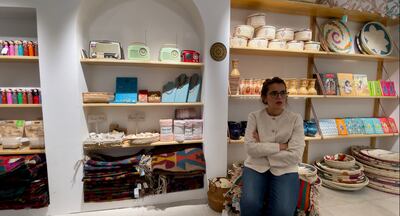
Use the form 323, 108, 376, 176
268, 91, 288, 98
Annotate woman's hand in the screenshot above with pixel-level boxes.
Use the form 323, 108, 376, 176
252, 131, 260, 142
279, 143, 288, 151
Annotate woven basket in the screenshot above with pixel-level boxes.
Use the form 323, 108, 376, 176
207, 178, 229, 212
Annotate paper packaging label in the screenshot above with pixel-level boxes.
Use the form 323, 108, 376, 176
161, 127, 172, 134
143, 182, 149, 189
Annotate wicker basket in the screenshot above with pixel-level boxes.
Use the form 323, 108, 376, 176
83, 92, 114, 103
207, 178, 230, 213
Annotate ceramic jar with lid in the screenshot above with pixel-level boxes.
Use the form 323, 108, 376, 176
304, 41, 321, 51
246, 13, 266, 28
230, 37, 248, 48
268, 39, 286, 49
234, 25, 254, 39
287, 40, 304, 51
248, 38, 268, 49
275, 28, 294, 41
255, 25, 276, 40
295, 29, 312, 41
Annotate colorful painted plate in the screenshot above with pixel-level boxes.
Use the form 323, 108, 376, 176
323, 20, 352, 53
360, 22, 393, 56
360, 149, 400, 164
322, 177, 369, 191
355, 32, 369, 55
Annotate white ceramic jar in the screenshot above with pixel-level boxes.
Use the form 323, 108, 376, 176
246, 13, 266, 28
275, 28, 295, 41
230, 37, 248, 48
287, 40, 304, 51
234, 25, 255, 39
255, 25, 276, 40
304, 41, 321, 51
248, 38, 268, 49
268, 39, 287, 49
295, 28, 313, 41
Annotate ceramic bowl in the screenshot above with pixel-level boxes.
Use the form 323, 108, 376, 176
230, 36, 248, 48
255, 25, 276, 40
275, 28, 294, 41
287, 40, 304, 50
304, 41, 321, 51
246, 13, 266, 28
248, 38, 268, 49
234, 25, 254, 39
295, 28, 312, 41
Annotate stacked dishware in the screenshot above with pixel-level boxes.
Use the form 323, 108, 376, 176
315, 153, 369, 191
351, 146, 400, 195
231, 13, 320, 51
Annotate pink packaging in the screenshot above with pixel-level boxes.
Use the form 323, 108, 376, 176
160, 119, 173, 142
184, 120, 193, 140
174, 120, 185, 142
192, 119, 203, 140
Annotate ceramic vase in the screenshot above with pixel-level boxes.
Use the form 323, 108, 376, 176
307, 79, 318, 95
229, 60, 241, 95
298, 79, 309, 95
287, 79, 298, 95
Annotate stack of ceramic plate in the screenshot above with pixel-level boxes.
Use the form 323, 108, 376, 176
356, 22, 393, 56
320, 20, 352, 53
351, 146, 400, 195
315, 153, 369, 191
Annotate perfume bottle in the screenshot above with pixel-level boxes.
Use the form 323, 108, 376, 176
9, 41, 15, 56
1, 89, 7, 104
12, 89, 18, 104
33, 89, 40, 104
28, 41, 34, 56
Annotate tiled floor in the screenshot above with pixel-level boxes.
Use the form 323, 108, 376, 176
59, 187, 399, 216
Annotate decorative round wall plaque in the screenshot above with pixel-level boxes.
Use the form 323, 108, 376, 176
210, 42, 227, 62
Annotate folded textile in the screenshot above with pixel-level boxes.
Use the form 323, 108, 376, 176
152, 147, 206, 172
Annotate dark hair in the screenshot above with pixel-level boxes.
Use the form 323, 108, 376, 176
261, 77, 287, 105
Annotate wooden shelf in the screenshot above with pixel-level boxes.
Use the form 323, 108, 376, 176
228, 136, 321, 144
231, 0, 399, 25
325, 95, 399, 99
80, 58, 203, 69
228, 133, 398, 144
230, 48, 399, 62
230, 95, 324, 99
84, 140, 203, 150
229, 95, 399, 99
83, 102, 203, 107
0, 104, 42, 108
0, 56, 39, 63
0, 145, 45, 155
323, 133, 399, 140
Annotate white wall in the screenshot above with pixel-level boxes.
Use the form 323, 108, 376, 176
0, 0, 230, 215
228, 8, 400, 165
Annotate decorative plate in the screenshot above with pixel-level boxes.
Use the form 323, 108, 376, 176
210, 42, 227, 62
324, 153, 356, 169
360, 162, 400, 179
315, 159, 363, 176
360, 149, 400, 164
366, 174, 400, 187
355, 32, 369, 55
323, 20, 352, 53
368, 181, 400, 195
360, 22, 393, 56
352, 150, 400, 171
322, 177, 369, 191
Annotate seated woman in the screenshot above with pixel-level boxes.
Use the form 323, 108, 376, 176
240, 77, 305, 216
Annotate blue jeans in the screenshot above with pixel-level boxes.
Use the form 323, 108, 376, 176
240, 167, 300, 216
